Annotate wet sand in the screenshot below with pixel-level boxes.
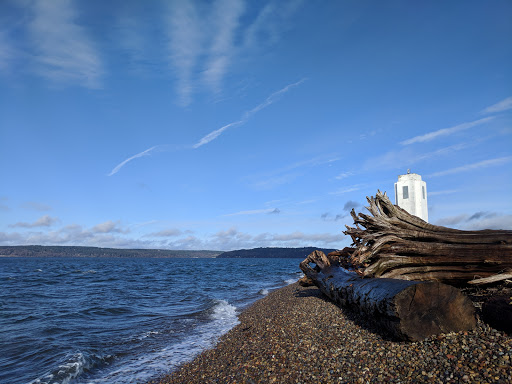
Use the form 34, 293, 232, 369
154, 283, 511, 383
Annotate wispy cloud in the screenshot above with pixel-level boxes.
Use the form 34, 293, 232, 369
224, 208, 280, 216
248, 151, 337, 190
400, 117, 494, 145
166, 0, 203, 106
91, 220, 130, 234
481, 96, 512, 114
329, 184, 364, 195
28, 0, 102, 88
365, 141, 475, 171
166, 1, 303, 106
193, 79, 305, 148
335, 171, 353, 180
435, 212, 512, 230
428, 156, 512, 177
146, 229, 184, 237
203, 0, 245, 93
244, 0, 303, 49
9, 215, 59, 228
108, 146, 160, 176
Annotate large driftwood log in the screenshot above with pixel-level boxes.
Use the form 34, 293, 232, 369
300, 250, 476, 341
343, 191, 512, 285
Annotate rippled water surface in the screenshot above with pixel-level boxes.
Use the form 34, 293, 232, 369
0, 257, 302, 384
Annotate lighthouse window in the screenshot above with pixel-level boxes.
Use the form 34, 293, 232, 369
422, 186, 425, 199
403, 186, 409, 199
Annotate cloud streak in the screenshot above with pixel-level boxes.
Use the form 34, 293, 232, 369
428, 156, 512, 177
203, 0, 245, 93
481, 96, 512, 114
400, 117, 494, 145
108, 146, 160, 176
193, 79, 305, 148
28, 0, 102, 88
9, 215, 59, 228
224, 208, 279, 216
167, 0, 203, 106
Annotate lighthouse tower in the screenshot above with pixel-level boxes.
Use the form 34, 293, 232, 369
394, 170, 428, 222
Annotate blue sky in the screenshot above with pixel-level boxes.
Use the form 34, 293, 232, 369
1, 0, 511, 251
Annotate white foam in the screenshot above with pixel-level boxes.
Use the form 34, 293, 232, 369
258, 288, 269, 296
86, 300, 240, 384
284, 278, 297, 285
29, 352, 89, 384
210, 299, 237, 321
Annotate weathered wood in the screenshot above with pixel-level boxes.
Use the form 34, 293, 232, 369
343, 191, 512, 285
300, 251, 476, 341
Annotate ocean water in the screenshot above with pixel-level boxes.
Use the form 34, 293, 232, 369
0, 257, 303, 384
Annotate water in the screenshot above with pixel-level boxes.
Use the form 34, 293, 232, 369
0, 257, 303, 384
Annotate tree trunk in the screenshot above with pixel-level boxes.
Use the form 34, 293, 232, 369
343, 191, 512, 285
300, 250, 476, 341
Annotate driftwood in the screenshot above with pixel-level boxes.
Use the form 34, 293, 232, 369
300, 250, 476, 341
343, 191, 512, 285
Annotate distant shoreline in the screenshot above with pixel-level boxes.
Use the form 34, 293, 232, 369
0, 245, 336, 259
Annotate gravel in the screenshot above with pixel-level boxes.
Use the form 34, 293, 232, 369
154, 283, 511, 384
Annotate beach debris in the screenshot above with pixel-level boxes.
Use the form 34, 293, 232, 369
300, 191, 512, 339
300, 250, 477, 341
343, 191, 512, 285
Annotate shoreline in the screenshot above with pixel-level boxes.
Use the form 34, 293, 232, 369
154, 282, 511, 384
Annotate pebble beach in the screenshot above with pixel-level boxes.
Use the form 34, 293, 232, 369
155, 282, 511, 384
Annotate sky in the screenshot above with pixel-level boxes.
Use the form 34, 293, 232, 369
1, 0, 511, 251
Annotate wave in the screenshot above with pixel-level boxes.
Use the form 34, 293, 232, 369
209, 299, 237, 321
29, 352, 106, 384
258, 288, 269, 296
85, 299, 240, 383
284, 278, 297, 285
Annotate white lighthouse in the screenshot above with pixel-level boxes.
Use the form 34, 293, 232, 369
394, 170, 428, 222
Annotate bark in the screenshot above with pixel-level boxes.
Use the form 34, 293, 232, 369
343, 191, 512, 285
300, 250, 476, 341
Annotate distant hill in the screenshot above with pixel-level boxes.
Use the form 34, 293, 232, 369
216, 247, 337, 259
0, 245, 221, 258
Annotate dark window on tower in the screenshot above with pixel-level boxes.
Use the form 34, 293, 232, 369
403, 186, 409, 199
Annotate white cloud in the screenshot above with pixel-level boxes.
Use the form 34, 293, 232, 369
434, 212, 512, 230
203, 0, 245, 93
166, 0, 203, 106
428, 156, 512, 178
400, 117, 494, 145
166, 1, 303, 106
193, 79, 305, 148
192, 121, 243, 148
147, 229, 184, 237
91, 220, 129, 234
28, 0, 102, 88
108, 146, 160, 176
463, 215, 512, 230
481, 96, 512, 114
9, 215, 59, 228
335, 171, 353, 180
